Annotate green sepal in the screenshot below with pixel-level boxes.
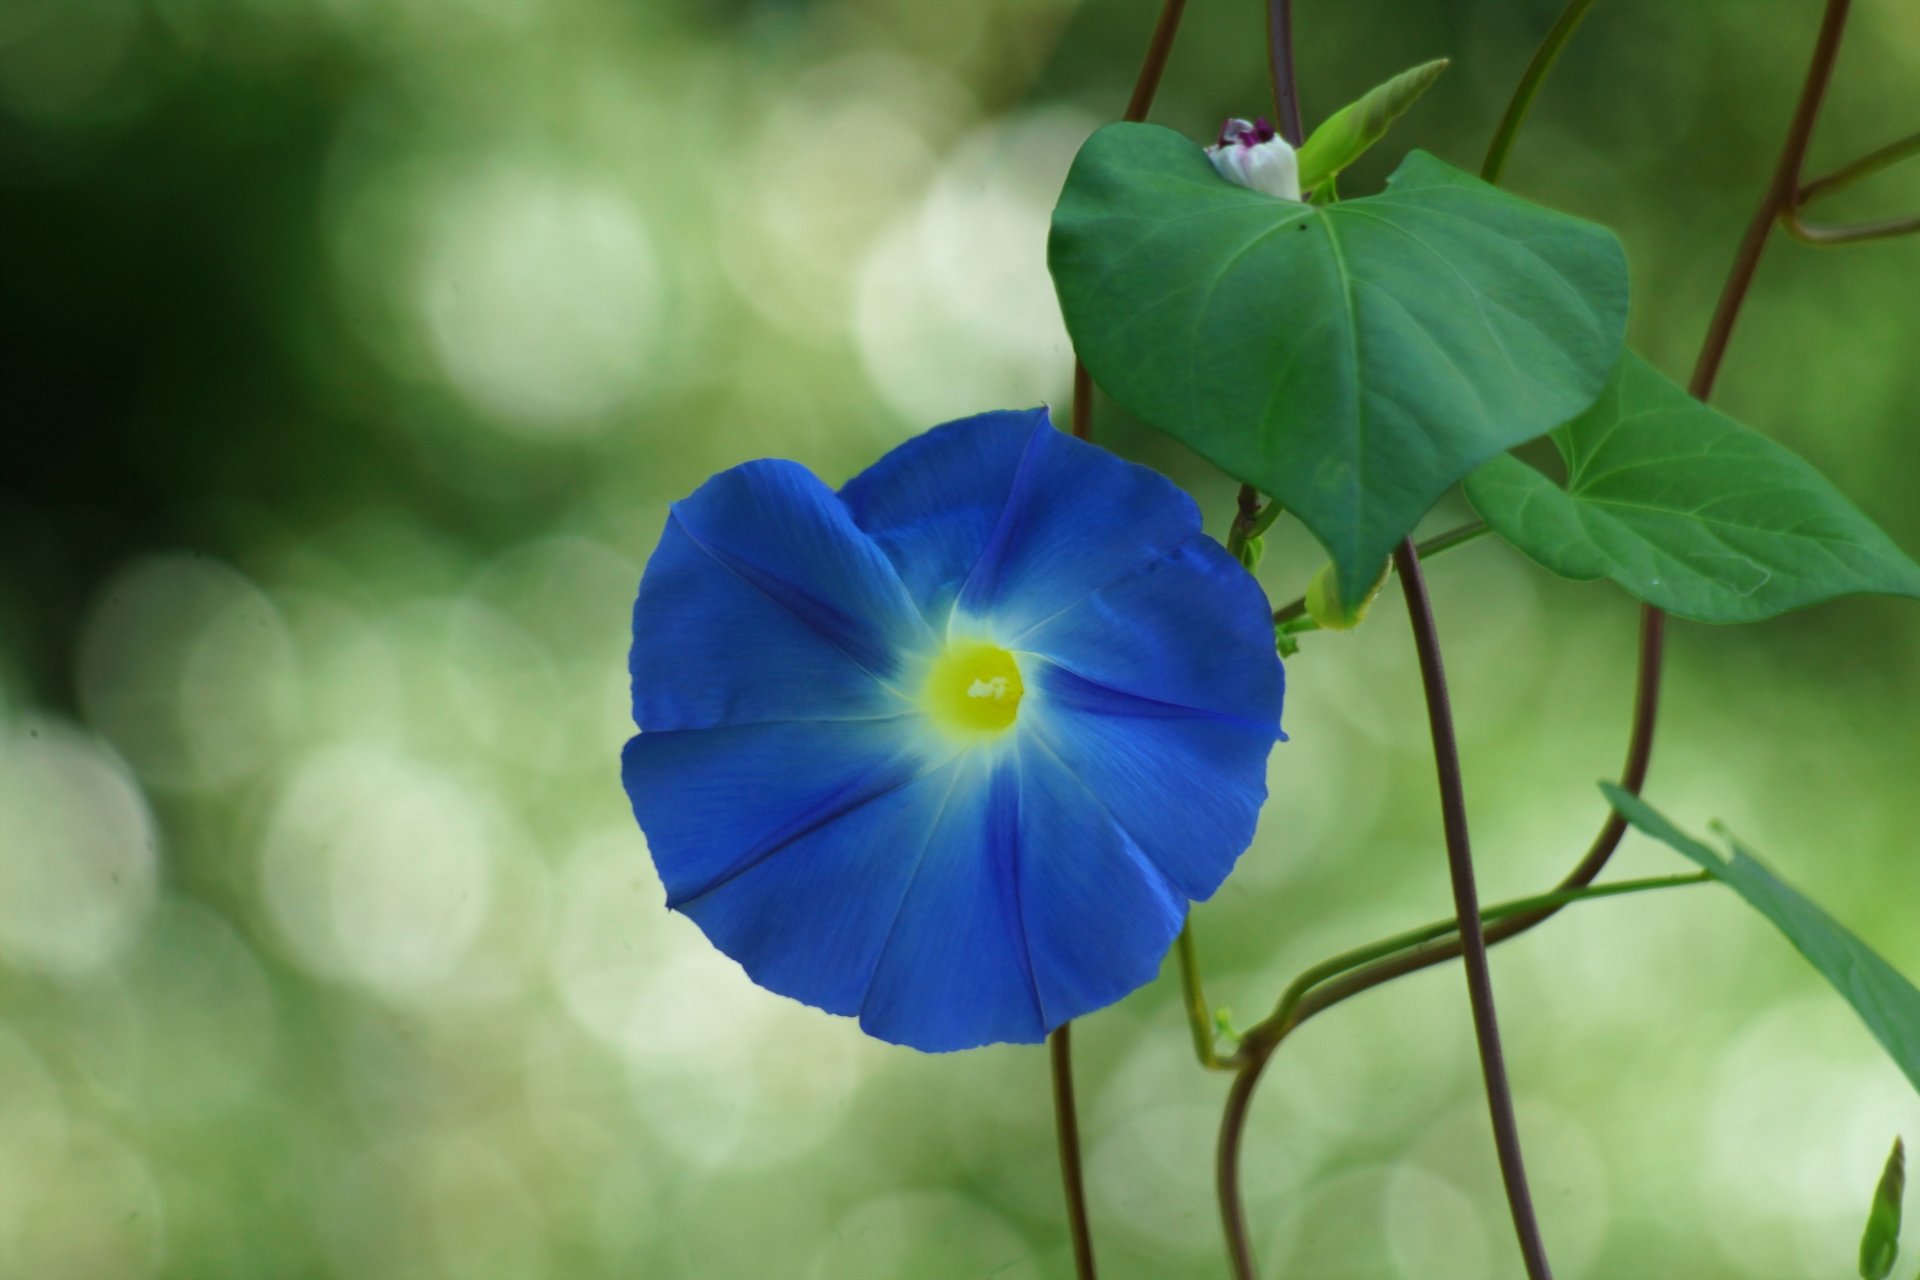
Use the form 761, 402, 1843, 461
1296, 57, 1450, 193
1304, 559, 1388, 631
1861, 1136, 1905, 1280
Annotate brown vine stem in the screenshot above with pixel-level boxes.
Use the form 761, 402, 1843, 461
1217, 0, 1859, 1272
1690, 0, 1851, 402
1392, 536, 1554, 1279
1782, 209, 1920, 246
1249, 0, 1854, 1037
1069, 0, 1190, 441
1050, 1024, 1098, 1280
1219, 0, 1307, 543
1052, 0, 1197, 1270
1266, 0, 1305, 147
1799, 128, 1920, 206
1787, 128, 1920, 242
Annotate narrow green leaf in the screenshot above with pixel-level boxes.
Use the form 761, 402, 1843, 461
1466, 353, 1920, 622
1861, 1136, 1904, 1280
1601, 784, 1920, 1097
1049, 123, 1627, 608
1297, 58, 1451, 192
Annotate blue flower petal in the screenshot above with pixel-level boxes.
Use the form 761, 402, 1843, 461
1006, 736, 1188, 1025
670, 755, 967, 1017
634, 460, 933, 730
623, 718, 923, 910
1020, 536, 1284, 728
841, 408, 1203, 632
1027, 671, 1271, 902
838, 408, 1044, 620
857, 760, 1049, 1050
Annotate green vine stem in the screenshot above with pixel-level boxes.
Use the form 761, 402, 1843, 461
1782, 120, 1920, 245
1781, 207, 1920, 247
1215, 871, 1707, 1279
1175, 919, 1228, 1070
1480, 0, 1600, 186
1235, 872, 1711, 1058
1799, 128, 1920, 205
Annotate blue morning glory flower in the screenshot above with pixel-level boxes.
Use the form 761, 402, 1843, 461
622, 407, 1284, 1052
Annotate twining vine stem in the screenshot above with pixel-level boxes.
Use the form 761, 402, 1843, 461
1480, 0, 1599, 187
1787, 127, 1920, 243
1070, 0, 1190, 442
1052, 0, 1195, 1273
1214, 0, 1863, 1275
1324, 0, 1858, 1002
1264, 0, 1305, 147
1391, 535, 1556, 1280
1049, 1025, 1098, 1280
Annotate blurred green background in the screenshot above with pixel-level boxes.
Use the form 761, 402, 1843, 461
4, 0, 1920, 1276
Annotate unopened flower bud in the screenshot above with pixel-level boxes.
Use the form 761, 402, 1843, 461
1206, 118, 1301, 202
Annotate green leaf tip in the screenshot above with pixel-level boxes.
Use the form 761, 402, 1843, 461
1861, 1136, 1905, 1280
1467, 352, 1920, 623
1297, 58, 1451, 193
1601, 784, 1920, 1100
1050, 124, 1625, 612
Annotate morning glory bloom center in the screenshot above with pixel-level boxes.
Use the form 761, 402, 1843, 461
921, 640, 1024, 739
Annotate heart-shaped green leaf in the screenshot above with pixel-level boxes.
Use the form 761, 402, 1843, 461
1049, 123, 1627, 605
1465, 353, 1920, 622
1604, 784, 1920, 1099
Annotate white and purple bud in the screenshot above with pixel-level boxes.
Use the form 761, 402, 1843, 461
1206, 118, 1301, 202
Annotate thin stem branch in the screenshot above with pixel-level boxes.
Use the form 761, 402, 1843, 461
1067, 0, 1192, 441
1782, 208, 1920, 246
1216, 1047, 1271, 1280
1393, 538, 1554, 1279
1175, 920, 1228, 1070
1690, 0, 1851, 400
1798, 127, 1920, 205
1124, 0, 1190, 124
1283, 606, 1665, 1024
1481, 0, 1601, 185
1215, 870, 1706, 1279
1238, 869, 1708, 1058
1266, 0, 1304, 146
1049, 1025, 1098, 1280
1271, 521, 1487, 626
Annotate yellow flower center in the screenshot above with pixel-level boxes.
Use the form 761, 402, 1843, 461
921, 641, 1024, 739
